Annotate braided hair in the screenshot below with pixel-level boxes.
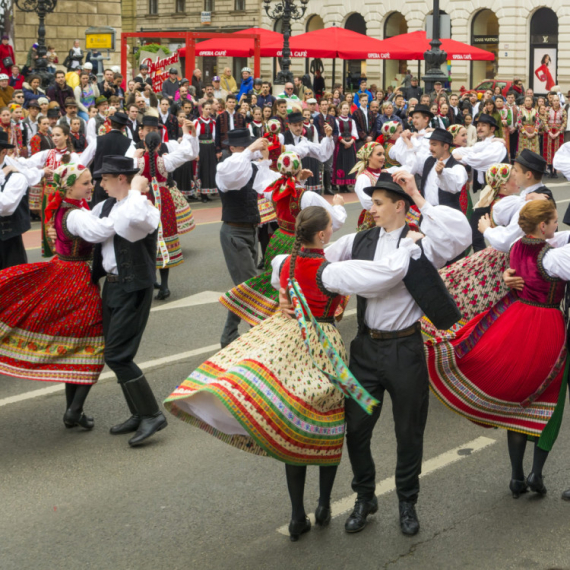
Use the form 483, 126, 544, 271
288, 206, 331, 283
145, 131, 162, 180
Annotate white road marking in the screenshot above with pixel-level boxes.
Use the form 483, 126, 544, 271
276, 435, 497, 535
0, 311, 359, 408
151, 291, 224, 312
0, 344, 220, 408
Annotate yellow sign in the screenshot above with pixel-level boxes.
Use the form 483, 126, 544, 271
86, 33, 114, 50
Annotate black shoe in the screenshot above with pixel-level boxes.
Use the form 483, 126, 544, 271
399, 501, 419, 536
315, 504, 331, 526
527, 472, 547, 496
110, 383, 140, 435
509, 478, 528, 499
324, 189, 334, 195
344, 497, 378, 533
257, 260, 265, 270
552, 172, 559, 179
128, 413, 168, 446
288, 517, 311, 542
63, 409, 94, 430
561, 488, 570, 501
155, 288, 171, 300
123, 375, 168, 447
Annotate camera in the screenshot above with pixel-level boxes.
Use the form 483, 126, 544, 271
89, 74, 97, 83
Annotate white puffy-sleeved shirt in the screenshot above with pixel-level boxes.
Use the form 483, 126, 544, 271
323, 202, 472, 331
535, 236, 570, 281
452, 136, 507, 183
270, 238, 421, 296
253, 159, 347, 231
553, 142, 570, 181
278, 132, 334, 162
391, 130, 431, 168
353, 167, 405, 211
65, 190, 160, 275
16, 148, 80, 169
0, 168, 33, 217
484, 183, 550, 252
215, 148, 262, 193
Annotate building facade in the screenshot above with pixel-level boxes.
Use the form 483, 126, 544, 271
12, 0, 123, 71
133, 0, 569, 93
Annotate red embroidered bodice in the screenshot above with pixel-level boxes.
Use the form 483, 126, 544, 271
509, 237, 566, 307
271, 188, 305, 235
139, 154, 168, 184
54, 201, 93, 261
280, 248, 342, 321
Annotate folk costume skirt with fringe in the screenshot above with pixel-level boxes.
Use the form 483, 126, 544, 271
0, 258, 104, 384
421, 247, 510, 343
148, 183, 183, 268
426, 292, 567, 448
220, 228, 295, 325
164, 313, 346, 465
170, 185, 195, 235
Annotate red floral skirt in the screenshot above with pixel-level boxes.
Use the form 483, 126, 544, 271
427, 293, 567, 439
148, 184, 183, 268
0, 258, 104, 384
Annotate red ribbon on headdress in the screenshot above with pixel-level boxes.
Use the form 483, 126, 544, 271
266, 174, 298, 202
263, 132, 280, 152
375, 134, 385, 145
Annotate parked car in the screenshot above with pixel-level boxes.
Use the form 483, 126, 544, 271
460, 79, 517, 98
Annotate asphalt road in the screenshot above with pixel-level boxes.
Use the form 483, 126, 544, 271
3, 183, 570, 570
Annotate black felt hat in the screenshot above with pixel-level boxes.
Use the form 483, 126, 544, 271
109, 111, 129, 126
515, 148, 547, 174
47, 108, 60, 118
287, 111, 304, 124
222, 128, 255, 147
475, 113, 498, 129
363, 171, 413, 205
141, 115, 159, 128
93, 155, 140, 178
410, 104, 434, 119
429, 127, 454, 146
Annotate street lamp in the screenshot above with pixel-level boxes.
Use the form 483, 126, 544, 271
422, 0, 448, 95
0, 0, 12, 36
263, 0, 308, 85
14, 0, 57, 88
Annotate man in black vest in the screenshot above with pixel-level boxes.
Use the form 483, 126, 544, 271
91, 156, 166, 447
216, 129, 268, 347
0, 132, 33, 269
84, 111, 135, 206
314, 98, 339, 195
281, 111, 334, 164
323, 172, 472, 536
403, 128, 467, 211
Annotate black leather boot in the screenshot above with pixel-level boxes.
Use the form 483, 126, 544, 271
527, 472, 547, 496
509, 478, 528, 499
110, 383, 141, 435
399, 501, 420, 536
124, 375, 168, 447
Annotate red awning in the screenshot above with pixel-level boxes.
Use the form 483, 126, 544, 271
177, 27, 282, 58
338, 30, 495, 61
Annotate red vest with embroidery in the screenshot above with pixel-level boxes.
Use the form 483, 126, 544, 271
272, 188, 305, 235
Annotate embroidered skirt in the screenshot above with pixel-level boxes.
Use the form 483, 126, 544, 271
0, 258, 104, 384
164, 313, 346, 465
258, 195, 277, 226
172, 160, 195, 198
332, 142, 357, 186
302, 155, 322, 193
149, 183, 183, 269
543, 132, 564, 165
220, 228, 294, 325
197, 140, 218, 195
421, 247, 510, 342
29, 183, 42, 211
426, 293, 567, 446
170, 185, 195, 235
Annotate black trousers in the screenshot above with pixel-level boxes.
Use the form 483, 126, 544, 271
509, 131, 519, 162
0, 235, 27, 270
346, 330, 429, 504
102, 282, 154, 383
470, 206, 490, 253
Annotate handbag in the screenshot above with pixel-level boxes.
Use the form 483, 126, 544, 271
2, 56, 13, 69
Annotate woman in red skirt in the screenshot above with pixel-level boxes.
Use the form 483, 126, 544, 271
427, 200, 569, 498
0, 159, 113, 428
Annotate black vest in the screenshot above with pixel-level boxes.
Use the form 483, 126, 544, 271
283, 130, 301, 146
0, 172, 31, 241
351, 225, 461, 333
92, 130, 133, 180
420, 155, 463, 210
219, 163, 261, 225
91, 198, 158, 293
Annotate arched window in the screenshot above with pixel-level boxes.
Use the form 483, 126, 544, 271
344, 13, 366, 91
530, 8, 558, 93
305, 15, 324, 74
470, 9, 499, 86
383, 12, 408, 90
